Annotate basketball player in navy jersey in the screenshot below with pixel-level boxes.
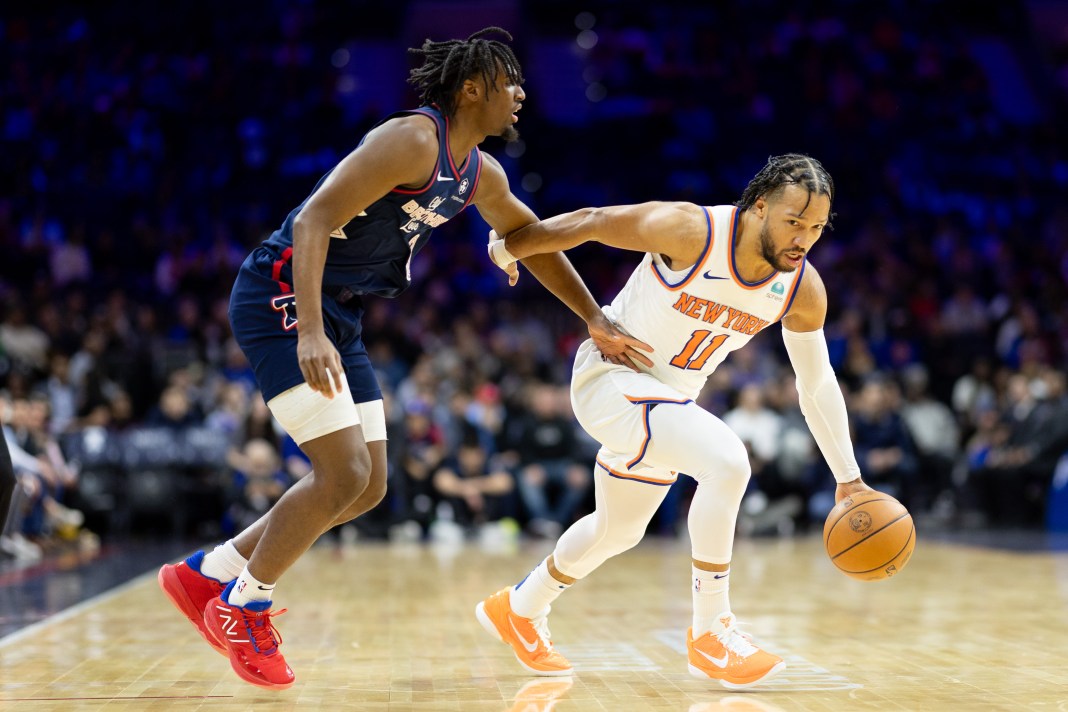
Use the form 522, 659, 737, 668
0, 427, 14, 544
158, 28, 651, 690
478, 155, 873, 689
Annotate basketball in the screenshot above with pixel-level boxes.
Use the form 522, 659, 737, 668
823, 491, 915, 581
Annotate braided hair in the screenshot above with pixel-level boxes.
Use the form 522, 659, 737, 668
736, 154, 836, 228
407, 27, 523, 117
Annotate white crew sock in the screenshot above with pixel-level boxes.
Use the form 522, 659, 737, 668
510, 559, 572, 619
200, 540, 248, 583
692, 565, 731, 636
226, 565, 276, 607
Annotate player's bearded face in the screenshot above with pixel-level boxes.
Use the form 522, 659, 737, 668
758, 221, 802, 272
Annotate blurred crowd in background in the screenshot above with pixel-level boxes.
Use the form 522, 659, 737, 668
4, 1, 1068, 560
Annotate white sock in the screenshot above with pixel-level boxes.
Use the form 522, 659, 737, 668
200, 541, 248, 583
226, 565, 275, 607
510, 559, 571, 619
692, 565, 731, 636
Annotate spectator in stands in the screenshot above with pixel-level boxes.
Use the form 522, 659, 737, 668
504, 384, 590, 538
431, 425, 516, 535
851, 377, 920, 506
724, 384, 802, 536
391, 402, 445, 538
145, 385, 201, 430
899, 365, 960, 513
225, 438, 292, 536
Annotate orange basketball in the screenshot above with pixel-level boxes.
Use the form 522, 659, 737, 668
823, 491, 915, 581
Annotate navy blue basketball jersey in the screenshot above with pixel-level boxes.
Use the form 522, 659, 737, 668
261, 105, 483, 299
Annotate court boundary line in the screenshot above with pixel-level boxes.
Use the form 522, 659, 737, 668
0, 567, 157, 650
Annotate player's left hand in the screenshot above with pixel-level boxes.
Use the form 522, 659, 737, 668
588, 313, 653, 372
487, 230, 520, 286
835, 477, 874, 504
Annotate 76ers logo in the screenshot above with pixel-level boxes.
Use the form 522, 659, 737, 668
271, 293, 298, 330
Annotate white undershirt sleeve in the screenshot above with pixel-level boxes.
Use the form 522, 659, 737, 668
781, 327, 862, 484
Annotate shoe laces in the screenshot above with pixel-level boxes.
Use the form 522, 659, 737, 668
529, 613, 556, 652
715, 620, 758, 658
244, 607, 287, 655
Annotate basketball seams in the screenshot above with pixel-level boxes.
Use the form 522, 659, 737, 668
822, 495, 895, 548
829, 511, 911, 561
846, 524, 915, 575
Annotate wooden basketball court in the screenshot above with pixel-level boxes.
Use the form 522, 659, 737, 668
2, 535, 1066, 710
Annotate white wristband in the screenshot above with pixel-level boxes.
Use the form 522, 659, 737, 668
488, 239, 518, 268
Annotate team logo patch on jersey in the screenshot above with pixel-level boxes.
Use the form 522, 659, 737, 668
271, 293, 298, 331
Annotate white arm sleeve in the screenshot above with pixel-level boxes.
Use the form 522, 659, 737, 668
782, 327, 861, 484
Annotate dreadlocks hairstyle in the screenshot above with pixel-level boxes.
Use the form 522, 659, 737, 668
407, 27, 524, 117
736, 154, 836, 228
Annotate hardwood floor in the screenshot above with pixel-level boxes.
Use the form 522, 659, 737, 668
1, 534, 1066, 710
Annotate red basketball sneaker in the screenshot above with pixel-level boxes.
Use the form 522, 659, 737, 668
203, 581, 294, 690
687, 613, 785, 690
158, 551, 226, 654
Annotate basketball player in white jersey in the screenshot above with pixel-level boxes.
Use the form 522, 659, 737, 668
477, 154, 872, 689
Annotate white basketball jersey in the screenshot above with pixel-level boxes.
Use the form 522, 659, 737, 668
602, 204, 806, 400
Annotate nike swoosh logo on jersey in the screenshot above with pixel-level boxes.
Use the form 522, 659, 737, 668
437, 172, 455, 182
509, 618, 540, 653
703, 271, 728, 280
696, 647, 730, 668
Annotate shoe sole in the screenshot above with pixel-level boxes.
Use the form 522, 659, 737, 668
202, 600, 295, 690
157, 566, 226, 656
688, 660, 786, 690
474, 601, 573, 677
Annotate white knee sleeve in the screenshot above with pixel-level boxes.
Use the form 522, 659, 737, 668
553, 464, 669, 579
639, 401, 751, 564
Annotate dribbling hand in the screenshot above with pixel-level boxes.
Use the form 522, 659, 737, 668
487, 230, 520, 286
297, 331, 344, 399
588, 313, 654, 372
834, 477, 874, 504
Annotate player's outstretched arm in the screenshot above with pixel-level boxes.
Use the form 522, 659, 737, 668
473, 154, 653, 370
780, 265, 870, 502
291, 116, 439, 396
498, 201, 708, 271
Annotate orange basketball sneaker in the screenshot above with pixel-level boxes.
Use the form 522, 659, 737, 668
687, 613, 785, 690
476, 588, 573, 676
508, 677, 574, 712
203, 581, 294, 690
158, 551, 226, 654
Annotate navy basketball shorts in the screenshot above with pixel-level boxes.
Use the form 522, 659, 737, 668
228, 247, 382, 405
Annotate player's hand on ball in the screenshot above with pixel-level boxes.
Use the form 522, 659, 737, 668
487, 230, 520, 286
588, 313, 654, 372
835, 477, 874, 504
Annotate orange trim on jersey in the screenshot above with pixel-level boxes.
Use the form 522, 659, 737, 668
595, 458, 677, 486
727, 207, 776, 290
648, 206, 714, 291
773, 258, 807, 322
624, 395, 693, 405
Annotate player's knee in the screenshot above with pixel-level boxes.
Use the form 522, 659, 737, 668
521, 464, 547, 486
316, 452, 372, 507
565, 465, 590, 489
361, 472, 388, 509
596, 519, 646, 555
693, 437, 750, 490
